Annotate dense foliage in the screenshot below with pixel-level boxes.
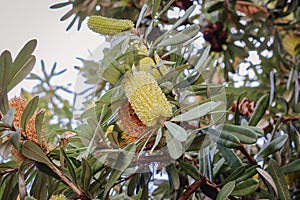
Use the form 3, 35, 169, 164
0, 0, 299, 199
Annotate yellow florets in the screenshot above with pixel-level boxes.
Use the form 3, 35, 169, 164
121, 71, 172, 126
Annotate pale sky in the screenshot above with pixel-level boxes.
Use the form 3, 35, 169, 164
0, 0, 105, 98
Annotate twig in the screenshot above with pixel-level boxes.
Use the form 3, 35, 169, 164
0, 168, 18, 175
178, 175, 220, 200
237, 144, 257, 166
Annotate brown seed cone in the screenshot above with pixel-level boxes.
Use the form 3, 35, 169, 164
118, 101, 147, 138
9, 97, 48, 152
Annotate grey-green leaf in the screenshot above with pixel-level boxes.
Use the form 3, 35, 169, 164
217, 181, 235, 200
267, 159, 291, 200
171, 101, 220, 122
165, 121, 187, 142
21, 140, 51, 165
256, 168, 278, 197
256, 134, 288, 160
166, 132, 184, 159
21, 96, 39, 131
248, 94, 269, 126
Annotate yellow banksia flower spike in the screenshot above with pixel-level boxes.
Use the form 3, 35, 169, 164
134, 44, 169, 79
121, 71, 172, 126
87, 15, 134, 36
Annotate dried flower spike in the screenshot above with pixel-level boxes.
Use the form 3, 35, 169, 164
121, 71, 172, 126
87, 15, 134, 36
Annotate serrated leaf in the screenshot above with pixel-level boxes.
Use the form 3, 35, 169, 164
256, 168, 278, 197
248, 94, 269, 126
21, 96, 39, 131
21, 140, 51, 165
166, 132, 184, 159
256, 134, 288, 160
267, 159, 291, 200
166, 163, 180, 190
164, 121, 187, 142
217, 181, 235, 200
231, 178, 259, 196
171, 101, 220, 122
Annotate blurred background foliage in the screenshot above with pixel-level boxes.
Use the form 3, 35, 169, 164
0, 0, 300, 199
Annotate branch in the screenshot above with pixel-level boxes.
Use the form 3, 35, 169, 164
0, 168, 18, 175
47, 163, 87, 199
237, 144, 257, 166
178, 175, 220, 200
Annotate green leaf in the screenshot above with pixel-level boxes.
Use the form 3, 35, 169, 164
81, 158, 92, 192
10, 130, 21, 151
166, 132, 184, 159
150, 127, 162, 154
35, 109, 45, 147
281, 159, 300, 174
221, 165, 245, 186
170, 5, 196, 31
219, 145, 243, 170
21, 140, 51, 165
217, 181, 235, 200
18, 161, 30, 199
0, 50, 13, 90
256, 134, 288, 160
8, 39, 37, 92
1, 108, 15, 127
21, 96, 39, 131
158, 24, 200, 46
234, 92, 247, 125
136, 4, 147, 28
127, 174, 139, 196
231, 178, 259, 196
213, 158, 225, 179
207, 1, 224, 13
218, 124, 257, 144
256, 168, 278, 197
60, 146, 77, 185
171, 101, 220, 122
248, 94, 269, 126
235, 165, 259, 183
206, 128, 240, 148
267, 159, 291, 200
179, 160, 200, 180
164, 121, 187, 142
0, 140, 11, 159
166, 163, 180, 190
187, 134, 211, 151
152, 0, 162, 18
104, 143, 136, 197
